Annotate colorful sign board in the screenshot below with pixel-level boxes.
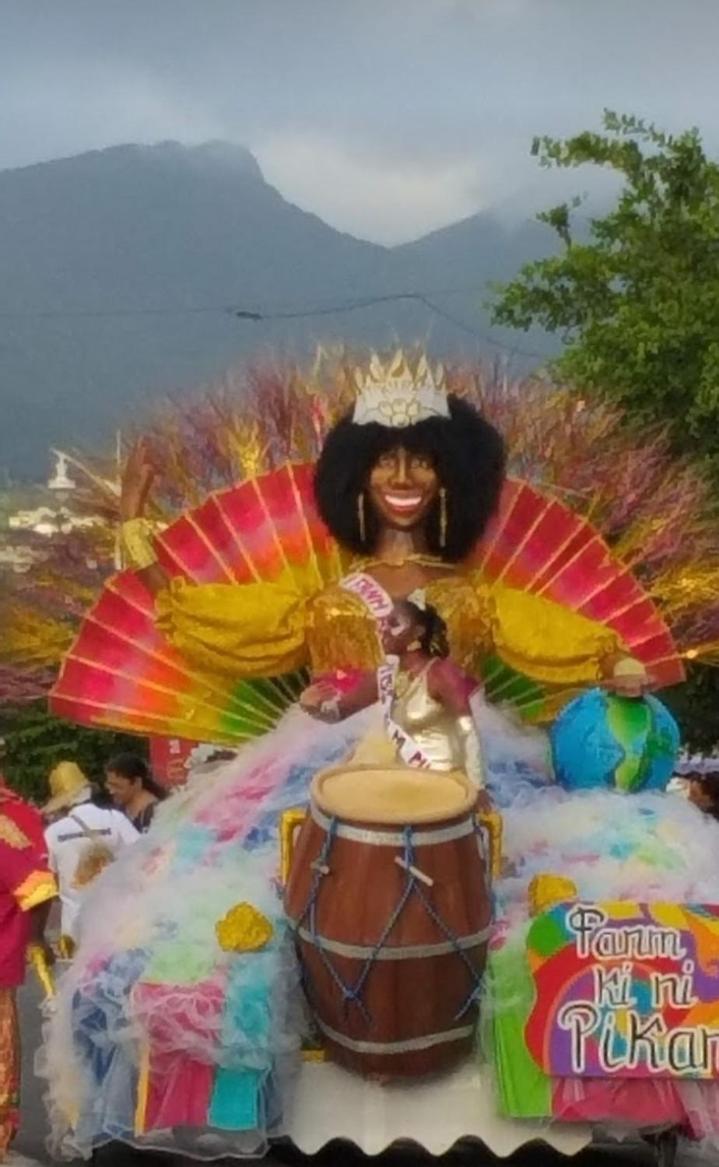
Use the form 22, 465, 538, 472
526, 902, 719, 1079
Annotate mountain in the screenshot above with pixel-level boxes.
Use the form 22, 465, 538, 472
0, 142, 557, 478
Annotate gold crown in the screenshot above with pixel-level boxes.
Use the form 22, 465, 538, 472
352, 350, 450, 428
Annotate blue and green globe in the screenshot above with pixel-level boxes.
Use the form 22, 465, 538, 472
550, 688, 680, 793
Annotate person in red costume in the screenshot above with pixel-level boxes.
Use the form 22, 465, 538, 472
0, 765, 56, 1161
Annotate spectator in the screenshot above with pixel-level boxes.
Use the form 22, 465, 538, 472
687, 771, 719, 822
43, 762, 139, 951
105, 753, 167, 832
0, 775, 56, 1161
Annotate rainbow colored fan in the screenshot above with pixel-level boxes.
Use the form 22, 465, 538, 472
51, 464, 683, 746
468, 478, 683, 716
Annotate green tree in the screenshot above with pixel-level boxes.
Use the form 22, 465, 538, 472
662, 665, 719, 756
492, 110, 719, 753
0, 702, 145, 804
493, 110, 719, 484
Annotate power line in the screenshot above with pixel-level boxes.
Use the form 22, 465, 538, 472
0, 285, 482, 320
0, 287, 552, 361
250, 290, 550, 361
0, 305, 224, 320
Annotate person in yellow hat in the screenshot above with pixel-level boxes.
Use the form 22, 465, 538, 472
42, 761, 92, 822
43, 762, 138, 952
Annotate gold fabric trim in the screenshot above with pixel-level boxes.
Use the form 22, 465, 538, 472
306, 585, 383, 673
0, 988, 19, 1154
120, 518, 158, 570
425, 576, 493, 672
0, 815, 31, 851
27, 945, 55, 999
16, 872, 58, 912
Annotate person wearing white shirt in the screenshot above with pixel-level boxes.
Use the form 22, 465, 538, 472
42, 761, 139, 948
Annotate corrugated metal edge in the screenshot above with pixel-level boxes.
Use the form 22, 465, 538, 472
285, 1058, 592, 1158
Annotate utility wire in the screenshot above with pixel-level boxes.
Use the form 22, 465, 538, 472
0, 288, 552, 361
235, 291, 549, 359
0, 284, 486, 319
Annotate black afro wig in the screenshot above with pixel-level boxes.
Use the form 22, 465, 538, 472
314, 394, 506, 561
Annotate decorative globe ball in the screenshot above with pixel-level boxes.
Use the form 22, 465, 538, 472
550, 687, 680, 793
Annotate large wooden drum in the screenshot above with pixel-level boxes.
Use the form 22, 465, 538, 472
284, 764, 492, 1078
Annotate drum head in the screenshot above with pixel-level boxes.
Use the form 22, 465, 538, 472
312, 765, 477, 825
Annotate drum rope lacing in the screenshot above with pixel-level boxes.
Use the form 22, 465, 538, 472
296, 816, 374, 1021
297, 822, 484, 1026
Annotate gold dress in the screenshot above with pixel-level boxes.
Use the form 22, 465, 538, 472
391, 664, 484, 787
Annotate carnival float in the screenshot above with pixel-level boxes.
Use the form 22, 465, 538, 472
9, 352, 719, 1163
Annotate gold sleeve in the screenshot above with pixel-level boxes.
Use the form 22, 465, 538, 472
425, 576, 494, 672
486, 580, 623, 686
305, 586, 383, 674
155, 576, 309, 679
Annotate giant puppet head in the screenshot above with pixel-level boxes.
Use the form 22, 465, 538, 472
314, 351, 506, 562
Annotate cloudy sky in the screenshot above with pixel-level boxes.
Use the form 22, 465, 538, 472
3, 0, 719, 243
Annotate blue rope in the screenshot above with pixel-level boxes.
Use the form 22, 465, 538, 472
310, 892, 372, 1023
297, 820, 485, 1028
296, 816, 337, 931
296, 816, 372, 1023
349, 826, 418, 1007
408, 881, 484, 1019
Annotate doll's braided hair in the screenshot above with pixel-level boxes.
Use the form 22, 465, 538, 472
399, 600, 450, 659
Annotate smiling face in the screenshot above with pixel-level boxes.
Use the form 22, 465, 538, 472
105, 770, 138, 810
367, 446, 439, 531
382, 602, 425, 656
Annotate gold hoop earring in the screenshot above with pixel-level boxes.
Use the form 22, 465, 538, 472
357, 491, 366, 545
439, 487, 448, 549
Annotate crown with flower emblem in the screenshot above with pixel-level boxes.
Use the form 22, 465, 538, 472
352, 350, 450, 427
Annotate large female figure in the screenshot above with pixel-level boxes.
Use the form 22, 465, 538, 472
45, 354, 671, 1161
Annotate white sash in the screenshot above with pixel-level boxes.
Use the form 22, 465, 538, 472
341, 571, 394, 626
342, 572, 434, 770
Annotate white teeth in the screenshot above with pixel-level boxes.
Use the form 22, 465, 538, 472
384, 494, 422, 509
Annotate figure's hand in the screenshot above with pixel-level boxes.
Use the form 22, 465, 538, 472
120, 438, 157, 521
300, 682, 337, 709
475, 790, 493, 816
299, 682, 341, 721
29, 938, 56, 968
